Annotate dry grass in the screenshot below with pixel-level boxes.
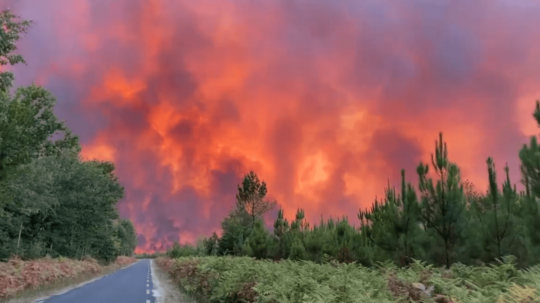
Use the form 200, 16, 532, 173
0, 256, 137, 302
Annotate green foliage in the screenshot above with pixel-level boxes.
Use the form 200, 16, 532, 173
0, 10, 32, 93
359, 170, 424, 266
161, 255, 540, 303
245, 219, 272, 259
218, 208, 250, 256
135, 252, 164, 259
167, 241, 199, 258
117, 220, 138, 256
202, 232, 219, 256
0, 153, 129, 261
0, 80, 81, 181
218, 171, 276, 256
520, 100, 540, 199
0, 9, 137, 262
468, 159, 523, 265
417, 133, 468, 268
162, 256, 394, 303
235, 171, 277, 234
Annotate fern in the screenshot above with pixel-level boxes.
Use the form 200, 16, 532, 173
157, 256, 540, 303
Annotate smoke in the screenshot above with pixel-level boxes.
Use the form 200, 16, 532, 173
2, 0, 540, 251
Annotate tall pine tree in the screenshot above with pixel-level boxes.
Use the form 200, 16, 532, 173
417, 132, 467, 268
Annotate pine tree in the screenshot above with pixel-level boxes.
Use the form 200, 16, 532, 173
357, 170, 423, 266
471, 158, 519, 262
245, 219, 271, 259
417, 132, 467, 268
518, 100, 540, 265
272, 208, 289, 260
235, 171, 276, 234
520, 101, 540, 198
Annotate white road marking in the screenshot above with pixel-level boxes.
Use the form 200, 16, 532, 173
147, 289, 150, 294
147, 284, 149, 287
147, 301, 150, 303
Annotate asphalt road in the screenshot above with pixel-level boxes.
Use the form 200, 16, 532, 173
38, 259, 155, 303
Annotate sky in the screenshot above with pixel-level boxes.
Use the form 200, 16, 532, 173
2, 0, 540, 252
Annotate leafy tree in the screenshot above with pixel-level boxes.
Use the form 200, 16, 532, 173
417, 133, 468, 268
0, 84, 80, 182
0, 10, 32, 92
2, 154, 125, 260
0, 14, 79, 249
0, 9, 138, 262
117, 219, 138, 256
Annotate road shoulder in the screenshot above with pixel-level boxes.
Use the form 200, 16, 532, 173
150, 259, 193, 303
1, 261, 139, 303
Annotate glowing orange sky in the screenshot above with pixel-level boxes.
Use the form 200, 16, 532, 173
3, 0, 540, 252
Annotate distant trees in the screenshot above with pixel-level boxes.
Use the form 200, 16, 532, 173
0, 10, 137, 262
217, 171, 276, 256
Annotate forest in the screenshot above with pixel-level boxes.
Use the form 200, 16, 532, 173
0, 11, 137, 263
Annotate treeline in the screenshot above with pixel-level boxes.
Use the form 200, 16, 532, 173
135, 252, 165, 259
170, 112, 540, 270
0, 11, 137, 262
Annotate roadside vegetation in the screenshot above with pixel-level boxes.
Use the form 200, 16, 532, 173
156, 255, 540, 302
0, 10, 138, 300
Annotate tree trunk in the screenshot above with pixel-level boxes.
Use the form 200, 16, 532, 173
445, 239, 450, 269
16, 222, 23, 256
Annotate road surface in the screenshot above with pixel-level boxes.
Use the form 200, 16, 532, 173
38, 259, 155, 303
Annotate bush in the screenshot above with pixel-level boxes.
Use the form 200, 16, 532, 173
156, 256, 540, 303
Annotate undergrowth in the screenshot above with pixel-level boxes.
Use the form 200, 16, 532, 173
157, 255, 540, 303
